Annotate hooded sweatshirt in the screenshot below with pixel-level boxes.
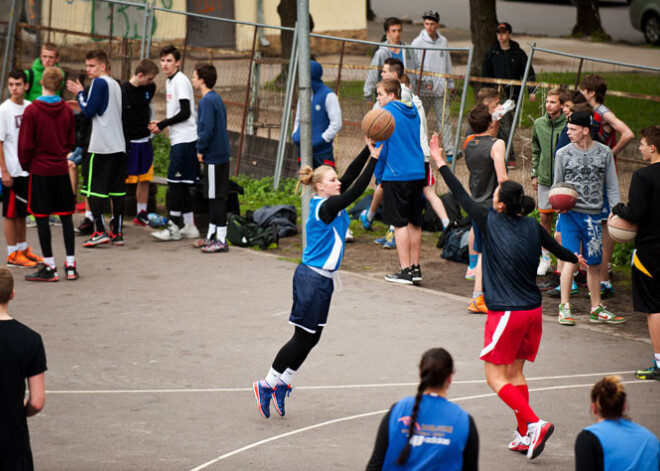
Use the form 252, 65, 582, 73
531, 112, 567, 186
410, 30, 454, 97
363, 41, 419, 99
25, 58, 64, 102
374, 100, 425, 182
18, 97, 74, 176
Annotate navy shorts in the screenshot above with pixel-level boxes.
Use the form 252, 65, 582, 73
126, 140, 154, 182
168, 141, 200, 184
471, 219, 483, 253
289, 264, 334, 334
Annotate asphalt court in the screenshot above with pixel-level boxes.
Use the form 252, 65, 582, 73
8, 224, 659, 470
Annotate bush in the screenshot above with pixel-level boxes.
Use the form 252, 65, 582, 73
152, 134, 170, 177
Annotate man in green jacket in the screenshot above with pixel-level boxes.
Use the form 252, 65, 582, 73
531, 87, 566, 276
25, 43, 64, 101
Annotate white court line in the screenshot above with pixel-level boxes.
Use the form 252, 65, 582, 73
46, 370, 633, 395
189, 379, 647, 471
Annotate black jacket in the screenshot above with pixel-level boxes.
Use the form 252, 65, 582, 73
483, 39, 536, 102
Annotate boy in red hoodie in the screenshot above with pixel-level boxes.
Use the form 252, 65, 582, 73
18, 67, 77, 282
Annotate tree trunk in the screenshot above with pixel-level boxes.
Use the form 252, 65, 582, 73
367, 0, 376, 21
572, 0, 610, 39
468, 0, 497, 94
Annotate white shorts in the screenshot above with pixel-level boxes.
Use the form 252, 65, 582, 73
537, 183, 553, 213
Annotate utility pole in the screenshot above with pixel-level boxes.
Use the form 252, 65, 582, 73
297, 0, 312, 249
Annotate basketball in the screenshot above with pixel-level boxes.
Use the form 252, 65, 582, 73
607, 214, 637, 243
362, 109, 395, 141
549, 183, 578, 212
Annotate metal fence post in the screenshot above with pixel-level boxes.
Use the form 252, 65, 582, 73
297, 0, 312, 250
506, 43, 536, 160
247, 50, 261, 135
0, 0, 20, 94
451, 44, 473, 173
140, 0, 150, 59
145, 0, 156, 58
234, 26, 259, 176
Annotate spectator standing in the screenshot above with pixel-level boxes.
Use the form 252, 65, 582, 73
25, 42, 64, 102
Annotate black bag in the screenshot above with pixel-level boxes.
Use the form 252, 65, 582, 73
422, 199, 444, 233
440, 225, 470, 264
227, 213, 279, 250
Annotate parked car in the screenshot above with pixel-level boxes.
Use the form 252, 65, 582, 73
630, 0, 660, 44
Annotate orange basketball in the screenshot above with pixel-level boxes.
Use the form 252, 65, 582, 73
362, 108, 395, 141
607, 214, 637, 243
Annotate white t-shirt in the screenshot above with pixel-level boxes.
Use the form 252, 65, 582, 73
0, 99, 30, 177
166, 71, 197, 145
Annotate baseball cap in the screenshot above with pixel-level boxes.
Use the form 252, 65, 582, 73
496, 22, 512, 33
568, 110, 592, 128
422, 10, 440, 23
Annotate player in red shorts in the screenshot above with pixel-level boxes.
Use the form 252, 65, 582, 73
430, 133, 586, 460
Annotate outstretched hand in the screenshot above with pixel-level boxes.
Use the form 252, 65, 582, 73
575, 253, 588, 271
66, 79, 83, 95
429, 133, 447, 168
365, 136, 382, 159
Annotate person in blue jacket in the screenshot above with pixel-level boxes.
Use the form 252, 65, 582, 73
292, 61, 342, 168
252, 137, 381, 419
365, 348, 479, 471
191, 62, 231, 253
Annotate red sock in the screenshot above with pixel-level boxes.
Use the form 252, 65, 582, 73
514, 384, 530, 434
516, 383, 529, 402
498, 383, 538, 435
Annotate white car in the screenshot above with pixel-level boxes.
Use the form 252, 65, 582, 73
630, 0, 660, 44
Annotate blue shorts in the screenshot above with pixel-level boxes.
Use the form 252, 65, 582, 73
600, 189, 610, 221
471, 219, 483, 253
68, 147, 83, 166
126, 140, 154, 182
167, 141, 200, 184
557, 211, 603, 266
289, 264, 334, 334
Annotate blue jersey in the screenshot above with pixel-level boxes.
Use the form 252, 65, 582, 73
586, 419, 660, 471
301, 196, 350, 271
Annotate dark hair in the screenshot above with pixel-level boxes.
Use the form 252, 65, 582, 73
591, 376, 627, 419
135, 59, 159, 76
640, 125, 660, 150
580, 74, 607, 104
397, 348, 454, 465
159, 45, 181, 61
377, 78, 401, 99
498, 180, 534, 216
86, 50, 109, 65
467, 104, 492, 134
383, 58, 404, 79
570, 102, 593, 115
563, 89, 587, 105
194, 62, 217, 88
0, 268, 14, 304
8, 69, 27, 84
383, 17, 402, 32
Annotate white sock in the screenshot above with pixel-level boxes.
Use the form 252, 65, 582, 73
85, 210, 93, 220
654, 353, 660, 369
17, 241, 27, 251
601, 281, 612, 288
7, 245, 17, 255
472, 291, 483, 298
137, 203, 147, 213
265, 368, 281, 388
280, 368, 296, 385
66, 256, 75, 266
183, 212, 194, 225
366, 210, 375, 222
44, 257, 55, 268
206, 223, 216, 240
441, 217, 450, 229
216, 226, 227, 244
389, 225, 395, 231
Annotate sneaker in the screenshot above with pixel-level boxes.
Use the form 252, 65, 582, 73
547, 280, 578, 298
508, 429, 530, 453
25, 264, 58, 282
468, 295, 488, 314
22, 247, 43, 263
589, 305, 625, 324
75, 217, 95, 235
151, 221, 182, 241
634, 365, 660, 381
82, 231, 111, 247
272, 380, 292, 417
6, 251, 38, 268
574, 269, 588, 287
465, 266, 476, 281
537, 272, 560, 291
75, 202, 86, 213
445, 153, 454, 163
201, 240, 229, 253
411, 265, 422, 283
64, 263, 79, 280
49, 215, 61, 226
382, 229, 396, 249
536, 256, 553, 276
345, 228, 355, 243
558, 302, 576, 326
110, 232, 125, 246
527, 420, 554, 460
252, 380, 274, 419
600, 282, 615, 299
385, 267, 413, 285
179, 223, 200, 239
193, 237, 213, 249
133, 210, 149, 227
26, 215, 37, 228
359, 210, 372, 230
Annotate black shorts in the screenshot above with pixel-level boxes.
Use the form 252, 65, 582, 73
168, 141, 200, 184
2, 176, 29, 218
81, 152, 127, 198
28, 174, 75, 217
381, 179, 425, 228
203, 162, 229, 199
632, 247, 660, 314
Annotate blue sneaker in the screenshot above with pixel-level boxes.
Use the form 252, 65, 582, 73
252, 380, 273, 419
600, 282, 615, 299
359, 210, 372, 230
272, 380, 292, 417
547, 280, 578, 298
382, 228, 396, 249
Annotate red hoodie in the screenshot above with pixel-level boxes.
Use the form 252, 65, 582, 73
18, 98, 74, 176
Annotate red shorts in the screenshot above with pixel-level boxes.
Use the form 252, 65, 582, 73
479, 306, 542, 365
424, 162, 436, 187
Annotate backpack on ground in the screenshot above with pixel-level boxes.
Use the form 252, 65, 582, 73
440, 225, 469, 264
226, 213, 279, 250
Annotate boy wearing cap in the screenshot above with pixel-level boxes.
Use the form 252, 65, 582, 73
553, 111, 623, 326
411, 10, 455, 159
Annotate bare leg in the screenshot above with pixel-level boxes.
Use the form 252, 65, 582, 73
136, 181, 149, 207
393, 226, 411, 268
68, 161, 78, 196
4, 218, 17, 246
368, 185, 383, 215
408, 223, 422, 266
422, 186, 448, 221
16, 218, 26, 244
560, 262, 576, 304
600, 222, 614, 282
587, 264, 602, 308
474, 254, 483, 292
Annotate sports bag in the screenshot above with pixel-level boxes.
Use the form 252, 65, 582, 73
227, 213, 279, 250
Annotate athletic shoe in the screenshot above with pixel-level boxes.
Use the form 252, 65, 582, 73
22, 246, 43, 263
82, 231, 111, 247
558, 303, 576, 326
25, 264, 58, 282
26, 215, 37, 228
574, 269, 588, 287
6, 251, 37, 268
465, 266, 476, 281
589, 304, 625, 324
467, 295, 487, 314
110, 232, 125, 246
508, 429, 530, 453
49, 215, 61, 226
547, 280, 578, 298
345, 228, 355, 243
252, 380, 274, 419
272, 380, 292, 417
385, 267, 413, 285
536, 256, 552, 276
133, 210, 149, 227
445, 153, 454, 163
359, 210, 372, 230
201, 240, 229, 253
382, 228, 396, 249
411, 265, 422, 283
600, 283, 615, 299
193, 237, 213, 249
151, 221, 182, 241
64, 263, 79, 281
634, 365, 660, 381
75, 202, 86, 213
75, 217, 95, 235
179, 223, 200, 239
537, 272, 560, 291
527, 420, 554, 460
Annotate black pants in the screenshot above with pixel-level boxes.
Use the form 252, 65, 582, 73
36, 214, 74, 258
272, 326, 324, 373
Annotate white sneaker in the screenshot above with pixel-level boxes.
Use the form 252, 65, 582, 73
151, 221, 182, 241
536, 255, 552, 276
508, 430, 530, 453
526, 419, 554, 460
179, 223, 200, 239
345, 228, 354, 243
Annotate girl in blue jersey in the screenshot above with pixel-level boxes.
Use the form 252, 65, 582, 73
366, 348, 479, 471
575, 376, 660, 471
252, 138, 381, 419
430, 134, 586, 460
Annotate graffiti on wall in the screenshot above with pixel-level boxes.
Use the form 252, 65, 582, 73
88, 0, 173, 40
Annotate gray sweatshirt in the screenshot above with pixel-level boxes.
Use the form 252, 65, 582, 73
363, 41, 419, 99
554, 141, 620, 214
